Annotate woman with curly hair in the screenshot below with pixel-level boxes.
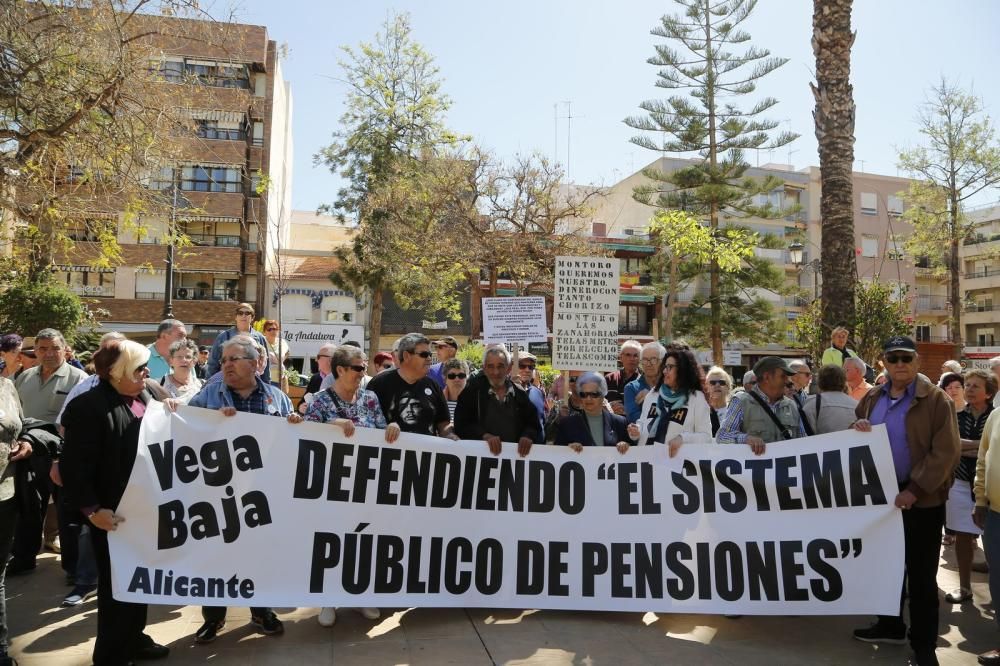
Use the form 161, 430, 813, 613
634, 346, 713, 455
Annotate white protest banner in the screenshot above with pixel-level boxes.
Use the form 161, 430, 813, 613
111, 404, 903, 615
482, 297, 548, 344
553, 256, 620, 371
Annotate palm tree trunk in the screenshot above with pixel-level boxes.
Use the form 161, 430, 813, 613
812, 0, 857, 335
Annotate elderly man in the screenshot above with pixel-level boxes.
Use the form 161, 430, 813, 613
182, 335, 301, 644
8, 329, 88, 577
852, 336, 960, 666
306, 343, 337, 394
512, 352, 546, 438
146, 318, 187, 380
367, 333, 457, 439
427, 336, 459, 389
717, 356, 806, 455
206, 303, 269, 379
624, 342, 666, 423
605, 340, 642, 415
454, 346, 540, 457
845, 356, 873, 401
740, 370, 757, 393
788, 360, 812, 404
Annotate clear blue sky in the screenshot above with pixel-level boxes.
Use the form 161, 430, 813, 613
228, 0, 1000, 212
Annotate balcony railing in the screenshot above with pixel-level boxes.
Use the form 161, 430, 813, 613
135, 291, 165, 300
173, 287, 241, 301
914, 334, 952, 343
915, 295, 949, 311
966, 303, 999, 313
185, 234, 241, 248
69, 285, 113, 297
964, 267, 1000, 279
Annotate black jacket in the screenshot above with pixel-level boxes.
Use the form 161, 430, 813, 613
554, 410, 631, 447
453, 374, 541, 443
61, 380, 151, 513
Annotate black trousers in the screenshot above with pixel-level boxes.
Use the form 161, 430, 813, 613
877, 502, 945, 653
10, 468, 49, 568
92, 527, 147, 666
202, 605, 271, 623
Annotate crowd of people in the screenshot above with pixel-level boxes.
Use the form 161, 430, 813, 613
2, 304, 1000, 665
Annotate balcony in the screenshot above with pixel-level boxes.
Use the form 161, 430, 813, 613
963, 267, 1000, 290
173, 286, 242, 302
915, 295, 949, 312
186, 234, 242, 248
135, 291, 165, 300
68, 284, 114, 297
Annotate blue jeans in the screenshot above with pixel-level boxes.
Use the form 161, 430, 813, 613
74, 524, 97, 586
984, 509, 1000, 628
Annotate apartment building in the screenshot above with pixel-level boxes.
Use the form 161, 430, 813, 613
48, 16, 291, 345
960, 204, 1000, 350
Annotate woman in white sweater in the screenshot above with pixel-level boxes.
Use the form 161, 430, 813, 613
633, 345, 714, 456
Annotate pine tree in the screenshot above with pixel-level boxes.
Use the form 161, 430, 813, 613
625, 0, 798, 363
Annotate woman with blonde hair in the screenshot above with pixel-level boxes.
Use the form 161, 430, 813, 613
821, 326, 861, 367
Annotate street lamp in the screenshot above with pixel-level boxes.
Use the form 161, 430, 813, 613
788, 241, 821, 302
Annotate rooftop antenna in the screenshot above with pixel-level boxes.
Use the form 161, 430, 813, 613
553, 103, 559, 165
563, 100, 573, 181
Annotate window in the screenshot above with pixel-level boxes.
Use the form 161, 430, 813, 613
185, 60, 250, 89
65, 218, 115, 242
887, 234, 905, 260
915, 325, 931, 342
254, 73, 267, 98
887, 195, 904, 216
861, 235, 878, 257
978, 329, 996, 347
618, 304, 649, 335
252, 121, 264, 147
55, 269, 115, 297
147, 166, 174, 190
180, 165, 242, 193
149, 58, 184, 83
325, 311, 353, 322
195, 119, 245, 141
860, 192, 878, 215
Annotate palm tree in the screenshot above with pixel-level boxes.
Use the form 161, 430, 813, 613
811, 0, 857, 334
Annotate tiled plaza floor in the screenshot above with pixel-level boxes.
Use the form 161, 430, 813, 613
7, 547, 997, 665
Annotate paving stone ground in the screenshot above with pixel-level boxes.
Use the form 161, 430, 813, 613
7, 546, 997, 665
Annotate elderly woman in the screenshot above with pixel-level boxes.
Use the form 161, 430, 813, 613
373, 352, 394, 373
704, 366, 732, 435
160, 338, 203, 404
554, 372, 632, 453
634, 347, 713, 455
261, 319, 289, 388
303, 344, 398, 629
0, 335, 21, 381
624, 342, 666, 424
939, 372, 966, 413
61, 340, 169, 665
441, 358, 469, 423
802, 365, 858, 434
0, 365, 28, 666
945, 369, 996, 604
821, 326, 861, 367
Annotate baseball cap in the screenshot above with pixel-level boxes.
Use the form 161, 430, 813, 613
753, 356, 795, 376
883, 336, 917, 354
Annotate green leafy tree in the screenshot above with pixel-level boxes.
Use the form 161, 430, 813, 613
812, 0, 858, 336
0, 277, 91, 344
316, 12, 462, 359
646, 209, 756, 342
899, 79, 1000, 345
625, 0, 798, 363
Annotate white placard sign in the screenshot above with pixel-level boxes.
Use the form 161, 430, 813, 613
110, 404, 904, 616
482, 297, 548, 344
552, 256, 620, 371
277, 324, 364, 358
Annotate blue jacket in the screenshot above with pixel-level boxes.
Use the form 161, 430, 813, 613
554, 411, 631, 447
188, 376, 291, 416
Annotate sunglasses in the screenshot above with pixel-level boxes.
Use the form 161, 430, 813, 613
134, 363, 148, 376
708, 379, 728, 386
413, 350, 433, 359
347, 364, 366, 373
519, 362, 535, 369
578, 391, 602, 398
236, 311, 253, 317
381, 363, 393, 370
447, 372, 467, 380
885, 354, 914, 364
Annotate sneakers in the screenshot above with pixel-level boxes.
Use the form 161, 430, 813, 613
359, 607, 381, 620
44, 537, 61, 554
194, 619, 224, 644
61, 583, 98, 607
317, 607, 337, 627
853, 621, 907, 644
251, 611, 284, 636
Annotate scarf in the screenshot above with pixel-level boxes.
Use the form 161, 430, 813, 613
644, 384, 688, 445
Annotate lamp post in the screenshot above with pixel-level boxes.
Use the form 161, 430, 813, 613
162, 182, 177, 319
788, 241, 821, 302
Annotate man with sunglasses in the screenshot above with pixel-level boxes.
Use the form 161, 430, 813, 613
367, 333, 457, 439
205, 303, 270, 380
427, 336, 459, 389
851, 336, 960, 666
454, 346, 540, 457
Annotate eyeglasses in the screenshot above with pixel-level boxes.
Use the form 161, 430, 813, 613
347, 365, 366, 373
265, 327, 278, 332
133, 363, 148, 377
885, 354, 915, 365
578, 391, 602, 398
447, 372, 467, 380
748, 381, 757, 386
518, 362, 535, 369
708, 379, 728, 386
641, 357, 660, 364
621, 352, 639, 358
221, 355, 251, 364
236, 311, 253, 317
663, 363, 678, 370
317, 354, 332, 359
412, 351, 433, 359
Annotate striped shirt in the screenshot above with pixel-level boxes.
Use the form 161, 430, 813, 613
716, 386, 807, 445
956, 404, 993, 483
